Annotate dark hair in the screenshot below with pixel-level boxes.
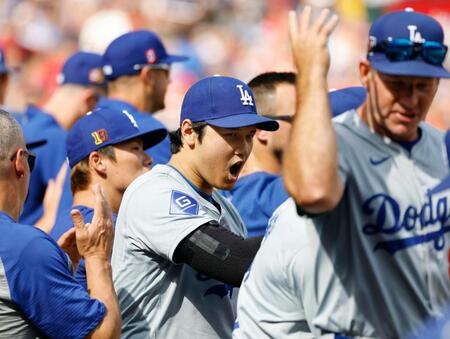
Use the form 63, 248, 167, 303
70, 145, 116, 194
248, 72, 296, 91
247, 72, 296, 117
169, 121, 207, 154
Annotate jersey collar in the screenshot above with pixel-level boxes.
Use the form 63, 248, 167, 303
0, 211, 16, 223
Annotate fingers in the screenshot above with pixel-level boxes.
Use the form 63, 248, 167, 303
299, 5, 311, 34
290, 5, 338, 38
288, 11, 298, 47
55, 161, 68, 186
71, 209, 85, 231
57, 227, 76, 247
323, 13, 339, 36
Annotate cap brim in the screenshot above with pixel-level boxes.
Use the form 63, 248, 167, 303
161, 54, 189, 64
128, 127, 167, 150
26, 139, 47, 149
369, 53, 450, 78
329, 87, 367, 116
206, 113, 279, 131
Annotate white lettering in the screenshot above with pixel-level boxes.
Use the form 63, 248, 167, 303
236, 85, 254, 106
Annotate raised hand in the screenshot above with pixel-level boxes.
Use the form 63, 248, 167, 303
289, 6, 338, 77
57, 227, 81, 272
71, 184, 114, 260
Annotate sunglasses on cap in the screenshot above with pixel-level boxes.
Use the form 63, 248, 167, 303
369, 38, 448, 65
10, 149, 36, 172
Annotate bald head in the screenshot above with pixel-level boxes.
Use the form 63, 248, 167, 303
0, 109, 24, 163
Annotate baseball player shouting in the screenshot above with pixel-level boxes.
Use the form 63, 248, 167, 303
111, 75, 278, 338
234, 6, 450, 339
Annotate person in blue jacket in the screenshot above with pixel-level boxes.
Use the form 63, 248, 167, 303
97, 29, 188, 165
0, 109, 121, 338
221, 71, 366, 237
19, 51, 106, 226
51, 106, 166, 289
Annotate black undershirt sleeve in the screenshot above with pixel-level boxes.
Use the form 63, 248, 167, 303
173, 222, 263, 287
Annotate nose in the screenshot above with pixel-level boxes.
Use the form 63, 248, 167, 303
396, 84, 420, 111
234, 136, 253, 159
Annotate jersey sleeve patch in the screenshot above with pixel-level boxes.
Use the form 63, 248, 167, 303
170, 190, 199, 215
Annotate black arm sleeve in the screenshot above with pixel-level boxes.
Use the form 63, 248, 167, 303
173, 223, 262, 287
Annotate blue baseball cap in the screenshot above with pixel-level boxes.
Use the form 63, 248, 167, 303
330, 86, 366, 116
180, 76, 279, 131
66, 107, 167, 167
368, 9, 450, 78
102, 30, 188, 80
0, 49, 9, 74
57, 51, 106, 87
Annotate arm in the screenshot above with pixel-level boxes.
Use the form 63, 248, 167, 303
173, 222, 262, 287
35, 162, 68, 233
71, 184, 121, 339
283, 6, 344, 213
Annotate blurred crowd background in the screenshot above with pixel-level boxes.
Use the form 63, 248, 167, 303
0, 0, 449, 130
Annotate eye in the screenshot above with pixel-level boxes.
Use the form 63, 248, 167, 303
416, 82, 433, 91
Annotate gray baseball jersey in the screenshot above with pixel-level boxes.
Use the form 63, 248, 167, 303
235, 110, 450, 338
111, 164, 247, 339
233, 199, 313, 339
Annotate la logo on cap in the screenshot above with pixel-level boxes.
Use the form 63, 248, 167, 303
236, 85, 253, 106
407, 25, 425, 43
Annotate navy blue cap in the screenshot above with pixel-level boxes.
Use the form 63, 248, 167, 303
368, 9, 450, 78
180, 76, 279, 131
102, 30, 188, 80
0, 49, 9, 74
57, 51, 106, 87
66, 107, 167, 167
330, 86, 366, 116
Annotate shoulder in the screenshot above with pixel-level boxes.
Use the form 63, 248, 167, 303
420, 122, 445, 142
1, 221, 66, 268
121, 165, 202, 217
124, 165, 180, 199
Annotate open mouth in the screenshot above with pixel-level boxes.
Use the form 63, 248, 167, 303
229, 161, 244, 178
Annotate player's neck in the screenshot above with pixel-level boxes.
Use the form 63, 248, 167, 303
0, 180, 21, 222
107, 90, 148, 113
169, 155, 213, 196
72, 190, 95, 210
42, 92, 77, 130
240, 150, 281, 177
73, 185, 121, 214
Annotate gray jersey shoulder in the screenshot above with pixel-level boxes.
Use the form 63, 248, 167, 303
112, 164, 244, 339
234, 199, 313, 339
0, 259, 41, 338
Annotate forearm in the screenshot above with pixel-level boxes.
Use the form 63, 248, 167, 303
284, 65, 342, 213
85, 256, 121, 339
174, 225, 262, 287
